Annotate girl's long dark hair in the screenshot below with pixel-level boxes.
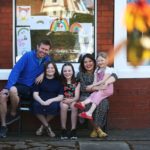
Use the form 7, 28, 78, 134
44, 61, 60, 80
79, 53, 96, 73
61, 63, 76, 85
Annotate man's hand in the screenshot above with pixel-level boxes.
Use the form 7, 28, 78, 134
35, 73, 44, 84
0, 89, 9, 96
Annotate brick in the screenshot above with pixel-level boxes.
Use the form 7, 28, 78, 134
97, 26, 113, 33
97, 39, 112, 45
102, 11, 113, 17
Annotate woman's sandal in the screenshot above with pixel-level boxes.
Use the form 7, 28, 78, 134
96, 128, 108, 138
90, 129, 98, 138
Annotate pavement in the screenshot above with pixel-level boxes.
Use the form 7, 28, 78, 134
0, 128, 150, 150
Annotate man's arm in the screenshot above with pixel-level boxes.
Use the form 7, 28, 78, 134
5, 53, 28, 89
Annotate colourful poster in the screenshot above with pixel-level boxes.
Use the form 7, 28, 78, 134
17, 6, 31, 26
16, 27, 31, 61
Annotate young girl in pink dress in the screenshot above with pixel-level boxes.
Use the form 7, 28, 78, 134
75, 52, 114, 120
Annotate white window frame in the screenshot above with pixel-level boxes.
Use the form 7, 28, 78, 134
0, 0, 97, 80
114, 0, 150, 78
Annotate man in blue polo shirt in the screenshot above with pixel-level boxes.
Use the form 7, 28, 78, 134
0, 39, 52, 138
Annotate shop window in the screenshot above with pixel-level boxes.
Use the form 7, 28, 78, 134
14, 0, 96, 65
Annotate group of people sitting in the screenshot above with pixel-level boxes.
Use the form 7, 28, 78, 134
0, 39, 117, 139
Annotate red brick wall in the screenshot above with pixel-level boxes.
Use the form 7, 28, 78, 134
109, 79, 150, 129
97, 0, 150, 129
1, 0, 150, 129
0, 0, 13, 68
97, 0, 114, 52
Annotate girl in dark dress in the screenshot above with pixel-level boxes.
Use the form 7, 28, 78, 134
32, 62, 64, 137
60, 63, 80, 140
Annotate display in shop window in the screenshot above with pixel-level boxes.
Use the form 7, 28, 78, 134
15, 0, 95, 62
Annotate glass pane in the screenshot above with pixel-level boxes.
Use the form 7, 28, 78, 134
15, 0, 95, 63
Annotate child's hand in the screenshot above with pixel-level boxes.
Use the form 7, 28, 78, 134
44, 100, 52, 106
62, 98, 72, 104
40, 101, 46, 106
103, 81, 109, 86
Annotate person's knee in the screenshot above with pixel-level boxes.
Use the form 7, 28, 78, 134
0, 93, 8, 104
9, 86, 18, 96
70, 103, 77, 111
60, 102, 69, 111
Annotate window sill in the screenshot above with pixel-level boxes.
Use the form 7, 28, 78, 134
0, 69, 12, 80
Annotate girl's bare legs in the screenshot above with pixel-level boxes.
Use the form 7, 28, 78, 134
60, 102, 69, 129
75, 98, 92, 110
36, 114, 49, 127
81, 98, 91, 106
78, 99, 96, 120
86, 103, 97, 116
70, 102, 78, 130
37, 115, 54, 128
46, 115, 54, 123
36, 114, 55, 137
